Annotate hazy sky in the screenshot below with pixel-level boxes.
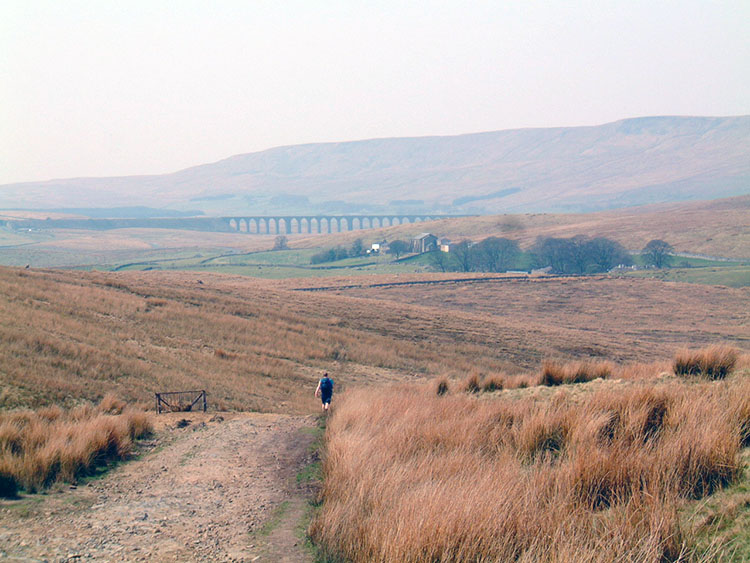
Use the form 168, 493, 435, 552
2, 1, 749, 185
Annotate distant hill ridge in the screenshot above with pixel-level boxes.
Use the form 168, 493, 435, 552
1, 115, 748, 215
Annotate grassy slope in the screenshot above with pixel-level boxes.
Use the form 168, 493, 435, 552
305, 274, 750, 362
1, 267, 748, 414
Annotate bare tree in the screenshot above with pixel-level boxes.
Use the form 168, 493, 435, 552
588, 237, 631, 271
429, 249, 449, 272
642, 239, 673, 268
567, 235, 592, 274
531, 237, 573, 274
386, 240, 409, 259
452, 240, 474, 272
473, 237, 520, 272
350, 238, 364, 257
273, 235, 288, 250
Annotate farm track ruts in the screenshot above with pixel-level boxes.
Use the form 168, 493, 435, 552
0, 412, 318, 562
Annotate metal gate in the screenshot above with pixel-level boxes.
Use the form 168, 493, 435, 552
154, 390, 207, 414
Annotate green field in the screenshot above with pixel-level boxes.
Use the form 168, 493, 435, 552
0, 228, 54, 248
110, 248, 435, 278
57, 247, 750, 286
1, 223, 748, 286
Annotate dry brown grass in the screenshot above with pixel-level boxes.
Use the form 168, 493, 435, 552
1, 267, 747, 415
0, 267, 530, 412
310, 371, 750, 562
0, 397, 152, 496
311, 274, 750, 368
538, 359, 614, 386
673, 345, 739, 379
616, 360, 673, 380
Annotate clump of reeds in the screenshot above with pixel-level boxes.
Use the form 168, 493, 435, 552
310, 373, 749, 561
673, 345, 738, 379
539, 360, 567, 386
461, 372, 481, 393
538, 360, 613, 386
456, 372, 536, 394
481, 374, 505, 392
0, 397, 152, 496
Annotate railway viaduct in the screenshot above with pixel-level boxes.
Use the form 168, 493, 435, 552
226, 214, 462, 234
6, 214, 470, 235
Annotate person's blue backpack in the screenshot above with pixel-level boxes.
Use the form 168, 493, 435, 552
320, 377, 333, 393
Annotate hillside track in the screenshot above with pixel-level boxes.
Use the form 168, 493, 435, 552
0, 412, 318, 562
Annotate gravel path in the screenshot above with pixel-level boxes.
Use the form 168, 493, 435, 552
0, 412, 319, 562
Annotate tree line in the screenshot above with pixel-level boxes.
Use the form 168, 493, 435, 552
430, 236, 673, 274
529, 235, 632, 274
310, 235, 674, 273
429, 237, 522, 272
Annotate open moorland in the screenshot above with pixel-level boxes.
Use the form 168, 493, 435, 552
1, 262, 749, 560
2, 267, 748, 413
1, 191, 749, 561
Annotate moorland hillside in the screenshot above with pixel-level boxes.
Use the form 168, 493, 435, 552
1, 267, 748, 412
2, 116, 748, 215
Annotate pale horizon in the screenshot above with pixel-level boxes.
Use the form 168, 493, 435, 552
2, 1, 749, 185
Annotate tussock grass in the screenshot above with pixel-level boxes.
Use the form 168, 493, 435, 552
0, 397, 152, 495
310, 372, 750, 561
480, 373, 505, 392
539, 359, 614, 386
434, 378, 449, 396
674, 345, 738, 379
460, 372, 481, 393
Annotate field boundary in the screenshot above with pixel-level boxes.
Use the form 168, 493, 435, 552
293, 273, 547, 292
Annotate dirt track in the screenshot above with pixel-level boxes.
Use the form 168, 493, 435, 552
0, 412, 319, 562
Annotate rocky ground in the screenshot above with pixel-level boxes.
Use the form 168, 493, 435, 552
0, 412, 321, 562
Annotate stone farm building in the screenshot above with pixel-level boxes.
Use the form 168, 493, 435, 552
411, 233, 438, 253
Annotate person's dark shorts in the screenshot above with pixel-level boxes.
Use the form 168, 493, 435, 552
321, 392, 332, 405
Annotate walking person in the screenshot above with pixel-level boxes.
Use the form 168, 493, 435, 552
315, 372, 334, 413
